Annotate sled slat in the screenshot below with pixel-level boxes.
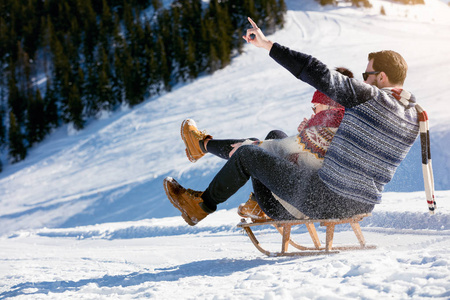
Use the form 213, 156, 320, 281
306, 223, 321, 249
350, 222, 366, 247
325, 224, 335, 252
281, 225, 291, 253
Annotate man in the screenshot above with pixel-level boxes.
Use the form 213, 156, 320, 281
164, 17, 419, 226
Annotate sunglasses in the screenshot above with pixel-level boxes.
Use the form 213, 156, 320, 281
362, 71, 380, 81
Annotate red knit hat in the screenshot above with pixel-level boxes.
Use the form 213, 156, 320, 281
311, 90, 343, 108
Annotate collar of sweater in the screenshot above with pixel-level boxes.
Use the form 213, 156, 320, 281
382, 87, 416, 109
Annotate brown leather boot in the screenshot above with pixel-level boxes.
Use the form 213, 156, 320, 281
163, 177, 210, 226
181, 119, 212, 163
237, 193, 272, 222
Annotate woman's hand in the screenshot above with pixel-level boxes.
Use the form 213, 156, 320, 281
229, 143, 243, 158
242, 17, 273, 51
297, 117, 309, 133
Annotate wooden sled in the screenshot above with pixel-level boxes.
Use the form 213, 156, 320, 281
237, 213, 376, 257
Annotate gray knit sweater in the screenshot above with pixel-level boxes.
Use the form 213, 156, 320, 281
269, 43, 419, 205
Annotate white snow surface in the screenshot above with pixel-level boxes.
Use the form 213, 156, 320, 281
1, 0, 450, 299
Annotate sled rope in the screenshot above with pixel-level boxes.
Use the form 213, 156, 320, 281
388, 88, 436, 214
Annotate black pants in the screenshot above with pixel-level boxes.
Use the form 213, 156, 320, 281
205, 130, 294, 218
202, 131, 374, 219
206, 130, 287, 159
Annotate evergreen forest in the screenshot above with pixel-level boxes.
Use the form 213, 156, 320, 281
0, 0, 286, 166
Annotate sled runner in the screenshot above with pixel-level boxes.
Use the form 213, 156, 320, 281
237, 213, 376, 257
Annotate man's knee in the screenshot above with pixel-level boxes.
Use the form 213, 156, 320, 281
234, 144, 257, 156
232, 144, 265, 165
265, 130, 288, 140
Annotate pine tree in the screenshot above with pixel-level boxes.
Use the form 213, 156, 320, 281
146, 44, 160, 95
205, 0, 233, 71
186, 35, 198, 79
142, 20, 159, 94
151, 0, 162, 11
0, 107, 5, 146
276, 0, 287, 27
8, 111, 27, 162
112, 33, 127, 104
67, 83, 84, 130
0, 16, 7, 61
98, 47, 115, 110
69, 15, 82, 57
99, 0, 114, 49
22, 0, 42, 58
41, 16, 54, 78
84, 62, 100, 116
81, 0, 98, 63
245, 0, 256, 21
180, 0, 203, 76
7, 66, 26, 126
26, 89, 46, 144
156, 36, 171, 90
156, 9, 174, 88
170, 5, 186, 81
123, 1, 134, 41
208, 36, 221, 73
44, 79, 59, 129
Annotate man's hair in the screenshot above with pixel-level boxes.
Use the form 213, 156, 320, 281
368, 50, 408, 85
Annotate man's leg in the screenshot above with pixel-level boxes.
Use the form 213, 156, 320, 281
264, 130, 288, 140
250, 129, 291, 219
201, 145, 314, 213
251, 177, 294, 219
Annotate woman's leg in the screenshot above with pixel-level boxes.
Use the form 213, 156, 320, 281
204, 130, 286, 160
205, 139, 255, 160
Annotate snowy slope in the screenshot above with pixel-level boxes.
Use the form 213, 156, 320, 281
1, 192, 450, 299
1, 0, 450, 298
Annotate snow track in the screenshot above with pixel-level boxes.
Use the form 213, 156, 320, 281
1, 205, 450, 299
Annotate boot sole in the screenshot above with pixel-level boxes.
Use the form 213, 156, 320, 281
181, 119, 198, 163
237, 210, 272, 223
238, 204, 272, 223
163, 178, 197, 226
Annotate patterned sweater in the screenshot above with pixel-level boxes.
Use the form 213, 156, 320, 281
256, 113, 341, 170
269, 43, 420, 205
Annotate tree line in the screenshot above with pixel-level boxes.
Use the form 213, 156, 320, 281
0, 0, 286, 166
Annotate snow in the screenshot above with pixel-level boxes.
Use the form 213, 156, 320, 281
1, 0, 450, 298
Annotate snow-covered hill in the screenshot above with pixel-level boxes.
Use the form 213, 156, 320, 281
1, 0, 450, 298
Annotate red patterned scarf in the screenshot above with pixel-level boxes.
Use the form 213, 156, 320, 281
305, 108, 345, 129
297, 108, 345, 159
